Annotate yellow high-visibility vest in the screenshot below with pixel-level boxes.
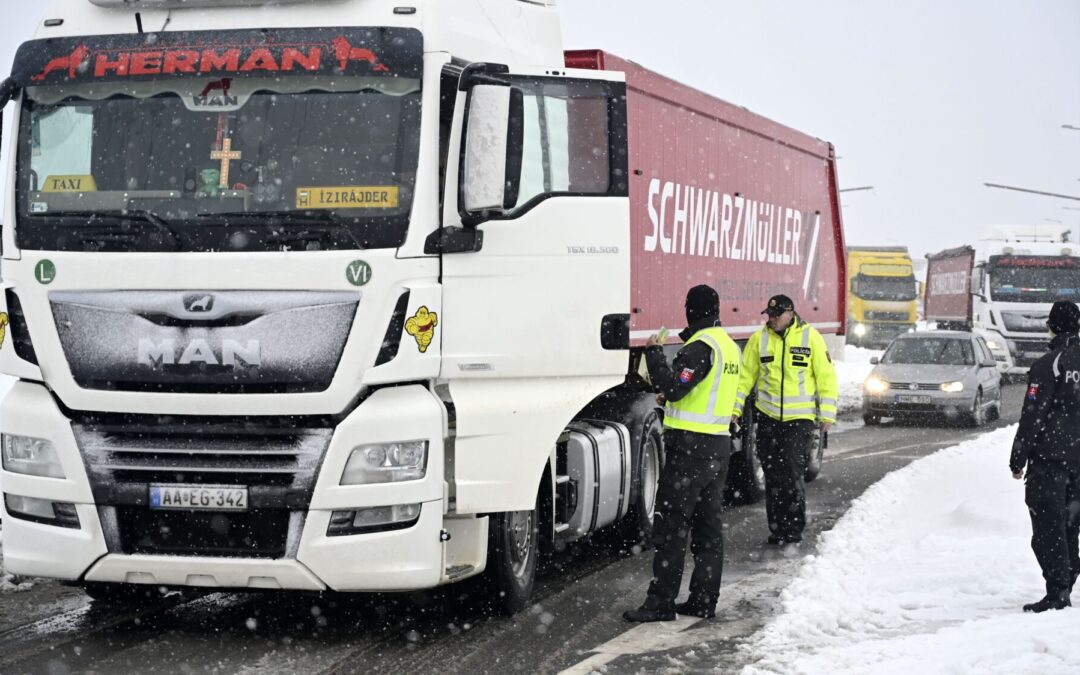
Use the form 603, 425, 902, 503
734, 319, 839, 423
664, 327, 742, 435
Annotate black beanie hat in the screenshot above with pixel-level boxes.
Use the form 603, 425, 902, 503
685, 284, 720, 324
1047, 301, 1080, 335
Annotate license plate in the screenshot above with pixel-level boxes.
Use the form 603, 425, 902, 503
895, 394, 932, 404
149, 484, 249, 511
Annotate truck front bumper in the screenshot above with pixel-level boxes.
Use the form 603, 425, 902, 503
0, 381, 485, 592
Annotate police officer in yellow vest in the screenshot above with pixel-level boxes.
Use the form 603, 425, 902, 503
733, 294, 838, 545
624, 285, 742, 622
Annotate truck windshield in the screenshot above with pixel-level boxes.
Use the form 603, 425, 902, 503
851, 274, 918, 301
883, 337, 974, 366
988, 260, 1080, 303
16, 76, 421, 252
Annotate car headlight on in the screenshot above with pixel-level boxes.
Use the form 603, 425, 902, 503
985, 339, 1005, 352
341, 441, 428, 485
864, 376, 889, 394
1, 434, 65, 478
853, 323, 868, 337
940, 381, 965, 393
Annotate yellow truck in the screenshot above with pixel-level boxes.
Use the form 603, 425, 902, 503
846, 246, 919, 347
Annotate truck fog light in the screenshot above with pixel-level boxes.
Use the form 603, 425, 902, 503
2, 434, 65, 478
327, 504, 422, 536
864, 376, 889, 394
853, 324, 867, 337
4, 493, 81, 528
940, 381, 965, 393
341, 441, 428, 485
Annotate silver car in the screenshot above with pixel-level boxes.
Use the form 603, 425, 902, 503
862, 330, 1002, 426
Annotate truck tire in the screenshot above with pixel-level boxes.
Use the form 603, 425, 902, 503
619, 411, 664, 547
862, 413, 881, 426
484, 495, 540, 616
804, 425, 825, 483
725, 406, 764, 505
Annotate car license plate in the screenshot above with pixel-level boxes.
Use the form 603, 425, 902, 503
895, 394, 932, 404
149, 484, 249, 511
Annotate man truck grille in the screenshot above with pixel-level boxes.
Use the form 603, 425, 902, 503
72, 415, 333, 558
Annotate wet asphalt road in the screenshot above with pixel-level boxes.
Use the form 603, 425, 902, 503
0, 384, 1025, 675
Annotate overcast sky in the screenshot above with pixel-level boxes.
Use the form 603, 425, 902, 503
3, 1, 1078, 258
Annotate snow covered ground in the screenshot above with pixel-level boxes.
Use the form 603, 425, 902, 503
834, 345, 881, 415
741, 425, 1080, 675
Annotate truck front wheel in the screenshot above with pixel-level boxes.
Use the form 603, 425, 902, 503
619, 412, 663, 547
485, 496, 540, 616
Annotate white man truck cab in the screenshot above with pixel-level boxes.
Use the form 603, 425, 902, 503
0, 0, 644, 613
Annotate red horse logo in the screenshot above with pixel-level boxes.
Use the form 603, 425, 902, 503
32, 45, 90, 82
331, 37, 389, 73
199, 78, 233, 98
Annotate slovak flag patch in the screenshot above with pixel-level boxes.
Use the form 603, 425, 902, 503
678, 368, 695, 383
1026, 383, 1040, 401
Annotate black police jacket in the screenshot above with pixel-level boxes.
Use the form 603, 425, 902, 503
1010, 334, 1080, 473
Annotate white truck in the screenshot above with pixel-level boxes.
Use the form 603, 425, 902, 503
925, 225, 1079, 376
0, 0, 847, 613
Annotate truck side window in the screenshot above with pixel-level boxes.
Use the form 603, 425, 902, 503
503, 77, 625, 216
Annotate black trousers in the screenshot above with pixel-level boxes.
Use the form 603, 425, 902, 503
1025, 461, 1080, 596
756, 415, 816, 541
646, 431, 731, 609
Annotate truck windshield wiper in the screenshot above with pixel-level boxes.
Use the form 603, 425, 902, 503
197, 210, 365, 249
34, 209, 182, 251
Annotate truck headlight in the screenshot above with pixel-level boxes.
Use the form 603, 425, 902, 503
985, 339, 1005, 352
327, 503, 422, 536
864, 376, 889, 394
1, 434, 65, 478
853, 324, 867, 337
940, 381, 965, 393
341, 441, 428, 485
4, 494, 80, 528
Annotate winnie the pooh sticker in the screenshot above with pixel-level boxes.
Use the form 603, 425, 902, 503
405, 306, 438, 353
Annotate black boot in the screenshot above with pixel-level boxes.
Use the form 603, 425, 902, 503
623, 598, 676, 622
1022, 592, 1071, 613
675, 598, 716, 619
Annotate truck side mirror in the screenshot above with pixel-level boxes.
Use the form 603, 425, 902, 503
870, 356, 880, 365
460, 83, 524, 224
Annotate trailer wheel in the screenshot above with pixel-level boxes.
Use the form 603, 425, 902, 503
619, 412, 664, 547
484, 494, 540, 616
725, 406, 764, 505
804, 425, 825, 483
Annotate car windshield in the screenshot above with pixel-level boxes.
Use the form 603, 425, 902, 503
882, 337, 974, 366
851, 273, 918, 301
988, 258, 1080, 303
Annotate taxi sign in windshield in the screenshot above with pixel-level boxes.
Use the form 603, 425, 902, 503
296, 186, 399, 210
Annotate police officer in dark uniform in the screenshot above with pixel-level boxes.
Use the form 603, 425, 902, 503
623, 285, 742, 622
1010, 300, 1080, 613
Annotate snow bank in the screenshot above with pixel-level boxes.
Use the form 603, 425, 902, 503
741, 425, 1080, 674
834, 345, 880, 415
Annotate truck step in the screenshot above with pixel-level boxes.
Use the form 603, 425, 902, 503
445, 565, 475, 581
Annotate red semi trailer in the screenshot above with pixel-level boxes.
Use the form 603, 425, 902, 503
566, 50, 847, 348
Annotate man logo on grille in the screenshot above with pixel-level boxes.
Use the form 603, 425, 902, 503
909, 383, 919, 391
184, 294, 215, 313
